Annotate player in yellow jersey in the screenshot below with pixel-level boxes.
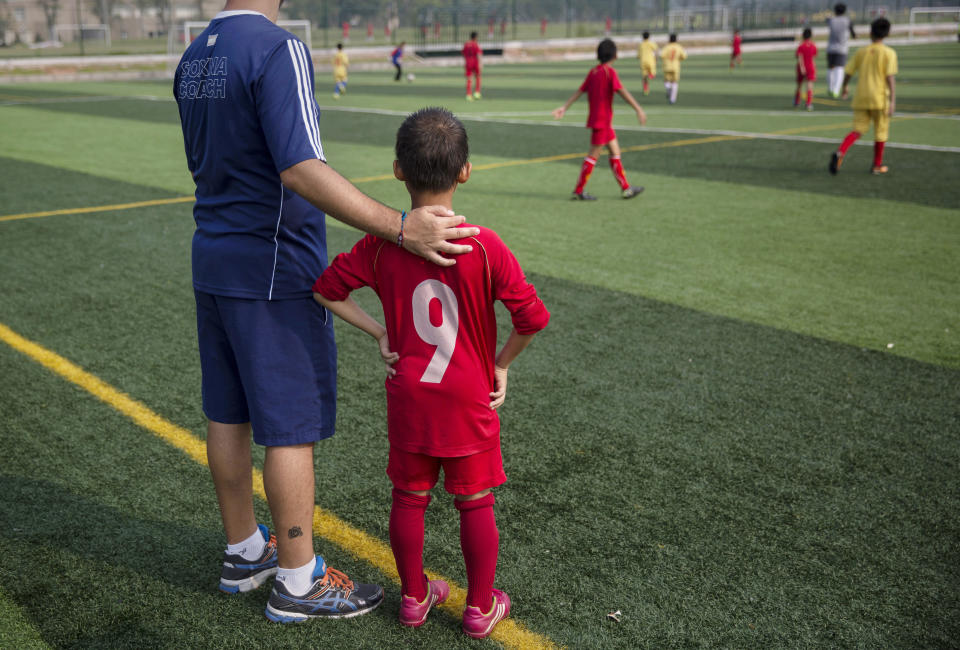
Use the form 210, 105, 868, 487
637, 31, 659, 96
333, 43, 349, 99
829, 18, 898, 175
660, 34, 687, 105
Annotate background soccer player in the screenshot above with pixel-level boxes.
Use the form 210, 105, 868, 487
391, 41, 405, 81
826, 3, 857, 98
313, 107, 550, 639
830, 18, 898, 175
795, 27, 818, 111
463, 31, 483, 100
552, 38, 646, 200
661, 34, 687, 105
638, 31, 659, 95
332, 42, 348, 99
731, 29, 743, 69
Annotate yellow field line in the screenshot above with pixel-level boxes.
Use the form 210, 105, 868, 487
0, 320, 557, 650
0, 196, 195, 223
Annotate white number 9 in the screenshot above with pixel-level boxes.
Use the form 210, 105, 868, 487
412, 279, 459, 383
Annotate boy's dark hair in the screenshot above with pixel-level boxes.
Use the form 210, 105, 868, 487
642, 30, 650, 39
834, 3, 847, 15
802, 27, 812, 39
871, 17, 891, 38
470, 31, 478, 39
336, 43, 343, 49
669, 33, 678, 42
395, 107, 469, 193
597, 38, 617, 63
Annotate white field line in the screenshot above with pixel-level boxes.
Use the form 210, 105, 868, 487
1, 94, 957, 153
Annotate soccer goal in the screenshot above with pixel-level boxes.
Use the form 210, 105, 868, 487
908, 6, 960, 39
53, 23, 112, 48
667, 6, 731, 33
167, 19, 312, 74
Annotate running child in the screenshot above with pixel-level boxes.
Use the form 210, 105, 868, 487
391, 41, 405, 81
826, 3, 856, 98
552, 38, 646, 200
661, 34, 687, 104
463, 31, 483, 100
731, 29, 743, 68
829, 17, 898, 175
312, 107, 550, 638
638, 31, 659, 95
332, 43, 349, 99
795, 27, 817, 110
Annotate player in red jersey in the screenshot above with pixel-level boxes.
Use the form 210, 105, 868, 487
731, 29, 743, 68
463, 31, 483, 100
552, 38, 646, 200
795, 27, 818, 111
313, 107, 549, 638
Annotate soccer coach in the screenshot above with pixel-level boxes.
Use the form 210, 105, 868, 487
174, 0, 479, 621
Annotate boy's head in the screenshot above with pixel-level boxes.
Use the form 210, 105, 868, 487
802, 27, 812, 39
336, 43, 343, 50
669, 33, 678, 43
871, 17, 891, 39
734, 28, 740, 35
394, 107, 470, 194
470, 31, 478, 40
834, 3, 847, 15
642, 30, 650, 39
597, 38, 617, 63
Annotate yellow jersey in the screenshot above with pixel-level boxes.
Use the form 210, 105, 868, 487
638, 40, 659, 64
660, 43, 687, 74
845, 42, 897, 110
333, 51, 349, 79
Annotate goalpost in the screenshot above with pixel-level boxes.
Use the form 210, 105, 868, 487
908, 7, 960, 39
167, 19, 312, 74
667, 6, 731, 33
53, 24, 112, 48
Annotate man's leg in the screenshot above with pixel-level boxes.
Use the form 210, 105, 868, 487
207, 420, 257, 544
263, 442, 317, 569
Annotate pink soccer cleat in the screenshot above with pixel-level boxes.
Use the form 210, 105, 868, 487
398, 578, 449, 627
462, 588, 511, 639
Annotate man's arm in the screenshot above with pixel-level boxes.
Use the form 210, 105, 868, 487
616, 87, 647, 125
849, 23, 856, 38
280, 159, 477, 267
552, 89, 584, 119
886, 75, 896, 115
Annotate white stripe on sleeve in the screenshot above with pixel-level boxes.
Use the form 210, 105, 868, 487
285, 39, 323, 160
292, 40, 325, 161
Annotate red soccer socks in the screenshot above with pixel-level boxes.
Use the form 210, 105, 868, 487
389, 489, 431, 601
455, 492, 499, 610
574, 156, 596, 194
609, 155, 630, 190
838, 131, 861, 155
873, 141, 886, 167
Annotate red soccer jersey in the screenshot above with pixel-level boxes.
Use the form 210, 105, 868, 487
579, 63, 623, 129
463, 40, 480, 66
796, 40, 817, 75
732, 34, 742, 54
313, 226, 550, 457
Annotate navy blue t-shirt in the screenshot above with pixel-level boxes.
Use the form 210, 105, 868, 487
175, 11, 327, 300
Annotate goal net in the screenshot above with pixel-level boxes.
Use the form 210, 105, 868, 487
53, 24, 112, 48
167, 20, 312, 74
667, 6, 731, 33
908, 6, 960, 38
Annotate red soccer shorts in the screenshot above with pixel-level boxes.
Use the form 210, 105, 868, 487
465, 63, 479, 76
796, 66, 816, 82
387, 444, 506, 495
591, 126, 617, 146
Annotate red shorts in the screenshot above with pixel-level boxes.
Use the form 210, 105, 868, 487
387, 444, 506, 495
796, 66, 816, 82
465, 62, 479, 76
591, 126, 617, 146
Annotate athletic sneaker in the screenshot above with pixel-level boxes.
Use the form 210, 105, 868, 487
398, 578, 450, 627
462, 588, 511, 639
829, 151, 844, 175
264, 556, 383, 622
466, 94, 474, 101
219, 524, 278, 593
473, 91, 482, 99
806, 104, 813, 112
871, 165, 889, 175
622, 186, 644, 199
571, 192, 597, 201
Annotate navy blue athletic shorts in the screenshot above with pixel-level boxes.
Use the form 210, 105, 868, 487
195, 290, 337, 446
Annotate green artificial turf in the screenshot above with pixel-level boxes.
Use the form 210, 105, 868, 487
0, 42, 958, 648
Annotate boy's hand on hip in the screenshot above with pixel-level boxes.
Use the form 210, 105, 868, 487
378, 334, 399, 378
403, 206, 478, 267
489, 366, 508, 410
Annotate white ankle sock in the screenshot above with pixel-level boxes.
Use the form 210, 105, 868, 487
226, 525, 266, 560
275, 556, 317, 596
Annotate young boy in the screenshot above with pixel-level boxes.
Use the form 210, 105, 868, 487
391, 42, 404, 81
463, 31, 482, 100
829, 17, 898, 175
660, 34, 687, 105
638, 31, 659, 95
795, 27, 817, 111
312, 107, 550, 638
333, 43, 349, 99
552, 38, 646, 201
731, 29, 743, 69
826, 3, 856, 97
